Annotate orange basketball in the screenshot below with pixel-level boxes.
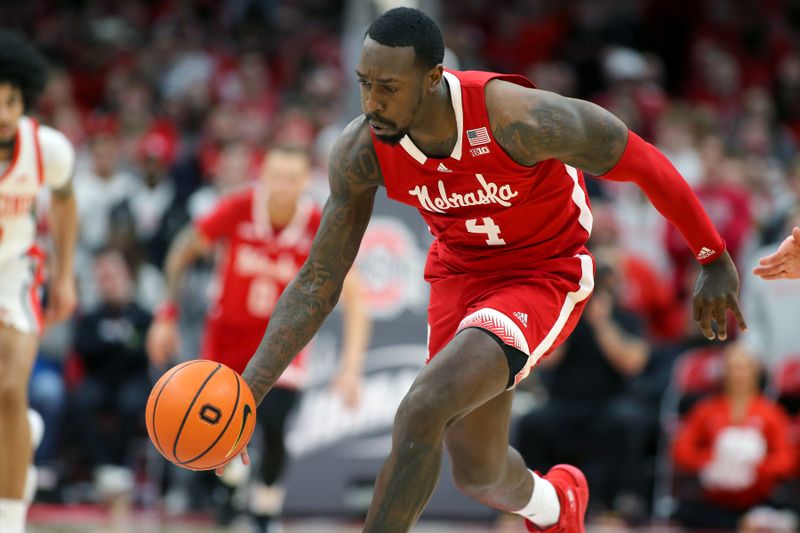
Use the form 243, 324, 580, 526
145, 360, 257, 471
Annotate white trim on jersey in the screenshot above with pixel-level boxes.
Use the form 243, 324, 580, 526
458, 307, 531, 355
564, 164, 593, 234
426, 322, 432, 359
516, 253, 595, 384
399, 71, 464, 164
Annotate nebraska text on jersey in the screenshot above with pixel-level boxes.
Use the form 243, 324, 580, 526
408, 174, 519, 213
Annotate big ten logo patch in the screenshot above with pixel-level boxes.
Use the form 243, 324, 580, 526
356, 217, 426, 320
469, 146, 490, 157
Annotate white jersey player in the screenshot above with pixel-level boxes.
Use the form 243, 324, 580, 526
0, 32, 77, 533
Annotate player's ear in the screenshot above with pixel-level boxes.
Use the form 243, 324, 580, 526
426, 65, 444, 93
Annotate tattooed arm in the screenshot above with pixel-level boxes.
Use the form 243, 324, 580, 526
242, 117, 380, 403
485, 81, 628, 173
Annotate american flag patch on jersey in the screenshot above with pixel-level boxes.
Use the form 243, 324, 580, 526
466, 127, 490, 146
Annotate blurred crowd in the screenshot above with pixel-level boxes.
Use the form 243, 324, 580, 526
7, 0, 800, 530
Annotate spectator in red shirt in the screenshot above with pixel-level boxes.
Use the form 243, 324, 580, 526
672, 342, 796, 530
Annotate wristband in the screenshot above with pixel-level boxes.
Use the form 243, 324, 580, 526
154, 301, 179, 321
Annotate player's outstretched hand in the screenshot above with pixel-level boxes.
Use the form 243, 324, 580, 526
215, 449, 250, 477
693, 250, 747, 341
44, 276, 77, 327
753, 227, 800, 281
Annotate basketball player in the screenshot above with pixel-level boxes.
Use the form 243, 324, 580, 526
147, 144, 369, 531
753, 226, 800, 280
0, 33, 77, 533
221, 8, 746, 532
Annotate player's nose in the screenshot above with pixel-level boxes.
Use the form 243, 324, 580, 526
364, 93, 383, 114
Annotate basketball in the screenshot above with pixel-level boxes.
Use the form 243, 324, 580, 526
145, 360, 257, 471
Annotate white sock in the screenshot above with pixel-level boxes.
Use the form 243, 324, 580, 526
513, 471, 560, 528
0, 498, 28, 533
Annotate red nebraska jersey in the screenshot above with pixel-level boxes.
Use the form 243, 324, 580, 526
374, 69, 593, 277
195, 185, 321, 382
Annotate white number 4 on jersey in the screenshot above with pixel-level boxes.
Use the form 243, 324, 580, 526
466, 217, 506, 246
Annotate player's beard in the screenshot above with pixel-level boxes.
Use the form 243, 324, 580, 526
367, 115, 407, 146
369, 92, 422, 146
373, 127, 407, 145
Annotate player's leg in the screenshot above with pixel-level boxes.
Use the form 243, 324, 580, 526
250, 386, 299, 532
445, 385, 587, 532
444, 389, 531, 510
363, 327, 510, 533
443, 325, 590, 531
0, 325, 38, 529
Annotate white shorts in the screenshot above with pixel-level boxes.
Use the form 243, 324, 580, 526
0, 247, 45, 335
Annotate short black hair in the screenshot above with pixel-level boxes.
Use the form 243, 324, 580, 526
366, 7, 444, 71
0, 32, 48, 112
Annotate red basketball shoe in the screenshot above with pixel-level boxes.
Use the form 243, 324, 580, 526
524, 464, 589, 533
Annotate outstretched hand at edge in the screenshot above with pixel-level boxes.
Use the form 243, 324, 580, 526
753, 227, 800, 281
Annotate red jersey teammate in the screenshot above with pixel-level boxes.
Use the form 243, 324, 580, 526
0, 33, 78, 533
220, 9, 746, 533
147, 144, 369, 531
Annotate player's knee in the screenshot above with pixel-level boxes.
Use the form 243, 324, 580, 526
394, 387, 450, 441
0, 374, 27, 412
451, 463, 503, 502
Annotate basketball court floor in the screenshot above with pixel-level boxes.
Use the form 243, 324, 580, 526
28, 522, 677, 533
26, 505, 505, 533
29, 522, 499, 533
28, 522, 670, 533
27, 505, 678, 532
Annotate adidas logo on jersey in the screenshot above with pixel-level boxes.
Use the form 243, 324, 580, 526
697, 247, 716, 260
513, 312, 528, 328
437, 163, 452, 172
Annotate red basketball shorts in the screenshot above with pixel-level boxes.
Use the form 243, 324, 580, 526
426, 253, 594, 388
201, 319, 309, 390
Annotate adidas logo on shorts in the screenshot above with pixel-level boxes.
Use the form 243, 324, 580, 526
513, 312, 528, 328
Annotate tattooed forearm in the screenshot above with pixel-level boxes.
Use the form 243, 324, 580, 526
489, 84, 628, 174
242, 119, 379, 402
